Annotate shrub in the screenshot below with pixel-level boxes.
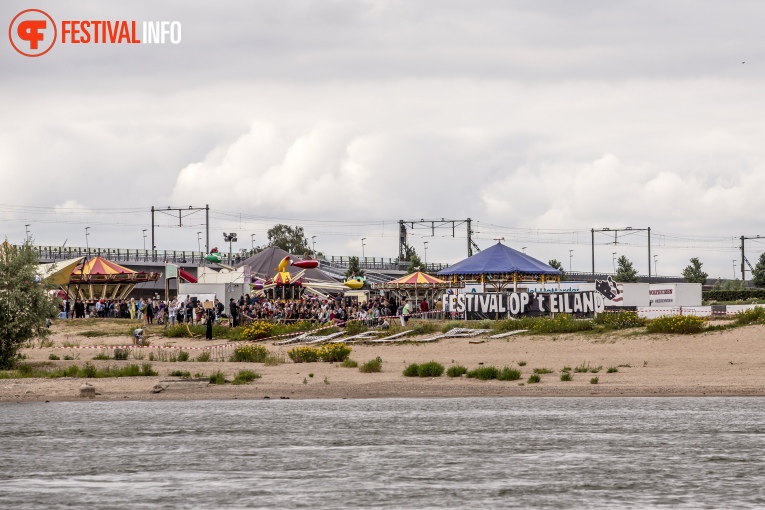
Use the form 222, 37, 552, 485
232, 369, 261, 385
240, 321, 277, 340
498, 367, 522, 381
466, 366, 499, 380
141, 363, 158, 376
359, 357, 383, 373
264, 353, 286, 366
340, 358, 358, 368
169, 370, 191, 378
403, 363, 420, 377
209, 370, 226, 384
590, 377, 599, 384
316, 344, 352, 362
607, 366, 618, 373
517, 361, 527, 366
594, 310, 646, 329
92, 352, 110, 361
446, 365, 468, 377
533, 368, 553, 374
732, 306, 765, 325
410, 322, 438, 335
574, 363, 591, 373
114, 348, 130, 360
527, 374, 541, 384
417, 361, 445, 377
82, 362, 97, 378
48, 354, 60, 360
560, 372, 572, 381
646, 315, 706, 334
344, 320, 368, 335
63, 355, 74, 360
196, 351, 211, 362
530, 314, 594, 334
231, 344, 269, 363
287, 346, 320, 363
177, 351, 190, 362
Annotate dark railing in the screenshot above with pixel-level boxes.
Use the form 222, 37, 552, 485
23, 245, 450, 271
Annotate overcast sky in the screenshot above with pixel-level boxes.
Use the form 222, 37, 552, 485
2, 0, 765, 278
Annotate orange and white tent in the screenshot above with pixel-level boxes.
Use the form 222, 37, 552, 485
66, 256, 160, 300
372, 271, 460, 303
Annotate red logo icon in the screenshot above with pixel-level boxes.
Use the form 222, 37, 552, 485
9, 9, 57, 57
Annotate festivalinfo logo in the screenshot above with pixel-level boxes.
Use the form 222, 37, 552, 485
9, 8, 181, 57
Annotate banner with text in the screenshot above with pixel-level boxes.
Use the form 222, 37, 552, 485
445, 291, 605, 319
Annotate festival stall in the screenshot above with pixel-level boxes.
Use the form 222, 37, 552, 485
66, 256, 160, 300
371, 271, 460, 304
437, 242, 562, 292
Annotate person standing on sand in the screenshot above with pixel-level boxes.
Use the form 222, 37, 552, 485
229, 298, 239, 327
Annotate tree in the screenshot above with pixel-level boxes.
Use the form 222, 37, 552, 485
548, 259, 567, 281
0, 242, 58, 369
406, 252, 424, 274
682, 257, 708, 284
266, 224, 311, 255
752, 253, 765, 288
614, 255, 639, 282
345, 256, 365, 279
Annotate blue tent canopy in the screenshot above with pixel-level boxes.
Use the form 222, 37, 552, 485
437, 243, 562, 276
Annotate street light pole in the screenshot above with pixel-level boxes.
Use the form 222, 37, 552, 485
361, 238, 366, 259
424, 241, 428, 268
311, 236, 316, 256
85, 227, 91, 252
197, 232, 202, 252
569, 249, 573, 272
654, 254, 658, 277
142, 229, 147, 251
251, 234, 256, 250
24, 224, 30, 243
733, 260, 737, 279
612, 252, 617, 273
522, 247, 527, 254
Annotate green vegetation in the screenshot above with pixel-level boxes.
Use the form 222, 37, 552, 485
446, 365, 468, 377
114, 348, 130, 360
497, 367, 522, 381
416, 361, 445, 377
231, 344, 269, 363
403, 363, 420, 377
682, 257, 708, 284
264, 352, 286, 366
517, 360, 527, 366
646, 315, 706, 334
340, 358, 358, 368
533, 368, 553, 374
92, 352, 110, 360
287, 344, 352, 363
732, 306, 765, 325
79, 330, 111, 338
593, 311, 646, 330
590, 377, 599, 384
466, 366, 499, 380
344, 320, 368, 335
162, 319, 328, 341
560, 372, 572, 382
359, 357, 383, 373
169, 370, 191, 378
196, 352, 211, 362
614, 255, 639, 283
607, 367, 618, 373
232, 369, 260, 385
527, 374, 541, 384
0, 361, 157, 379
48, 354, 60, 360
209, 370, 226, 384
177, 351, 190, 362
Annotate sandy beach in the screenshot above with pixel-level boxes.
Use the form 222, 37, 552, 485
2, 320, 765, 402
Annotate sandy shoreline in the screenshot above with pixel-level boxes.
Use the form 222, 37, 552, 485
3, 321, 765, 403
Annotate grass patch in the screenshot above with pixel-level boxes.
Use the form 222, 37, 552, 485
0, 362, 157, 379
169, 370, 191, 378
590, 376, 599, 384
344, 320, 368, 335
80, 330, 111, 338
607, 366, 618, 373
594, 310, 646, 330
359, 357, 383, 373
498, 367, 522, 381
48, 354, 60, 360
417, 361, 445, 377
196, 352, 211, 362
177, 351, 190, 362
466, 366, 499, 380
264, 352, 286, 366
209, 370, 226, 384
340, 358, 358, 368
92, 352, 110, 361
527, 374, 541, 384
646, 315, 706, 334
533, 368, 553, 374
403, 363, 420, 377
232, 369, 261, 385
560, 372, 572, 382
446, 365, 468, 377
231, 344, 269, 363
114, 348, 130, 360
517, 360, 527, 367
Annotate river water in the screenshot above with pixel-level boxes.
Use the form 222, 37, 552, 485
1, 397, 764, 509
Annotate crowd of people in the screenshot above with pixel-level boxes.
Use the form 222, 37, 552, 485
58, 293, 445, 328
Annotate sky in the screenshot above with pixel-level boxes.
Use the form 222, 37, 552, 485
2, 0, 765, 279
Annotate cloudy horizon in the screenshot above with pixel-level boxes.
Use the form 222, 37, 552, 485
2, 1, 765, 279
